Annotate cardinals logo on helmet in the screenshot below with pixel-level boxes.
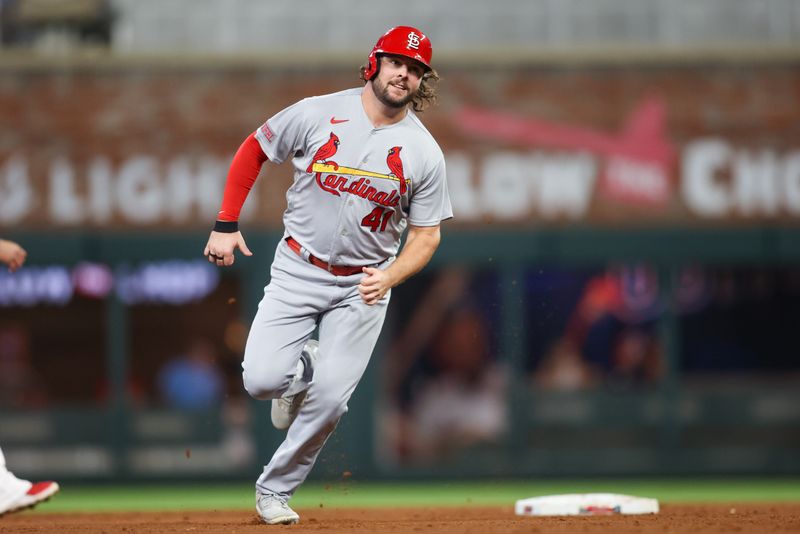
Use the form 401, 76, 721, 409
406, 32, 421, 50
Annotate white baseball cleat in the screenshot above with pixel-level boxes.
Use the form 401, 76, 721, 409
271, 339, 318, 430
256, 490, 300, 525
0, 469, 60, 516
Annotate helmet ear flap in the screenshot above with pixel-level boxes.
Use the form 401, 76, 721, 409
365, 52, 379, 80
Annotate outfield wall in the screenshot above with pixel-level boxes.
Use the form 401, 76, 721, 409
1, 60, 799, 480
2, 59, 800, 230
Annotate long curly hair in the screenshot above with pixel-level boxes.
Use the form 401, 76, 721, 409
359, 57, 440, 113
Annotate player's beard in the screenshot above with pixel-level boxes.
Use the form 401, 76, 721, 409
373, 77, 417, 109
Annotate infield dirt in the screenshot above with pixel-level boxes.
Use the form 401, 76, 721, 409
2, 504, 799, 533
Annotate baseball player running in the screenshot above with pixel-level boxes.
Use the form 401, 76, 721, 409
0, 239, 60, 516
204, 26, 452, 524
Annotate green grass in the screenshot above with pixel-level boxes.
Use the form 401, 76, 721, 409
34, 479, 800, 513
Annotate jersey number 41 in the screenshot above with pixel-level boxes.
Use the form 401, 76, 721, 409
361, 207, 393, 232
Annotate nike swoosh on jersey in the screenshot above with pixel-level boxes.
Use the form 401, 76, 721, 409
330, 117, 349, 124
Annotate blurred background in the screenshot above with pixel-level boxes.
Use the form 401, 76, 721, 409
0, 0, 799, 483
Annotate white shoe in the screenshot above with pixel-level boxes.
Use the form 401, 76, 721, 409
271, 339, 318, 430
255, 490, 299, 525
0, 469, 59, 516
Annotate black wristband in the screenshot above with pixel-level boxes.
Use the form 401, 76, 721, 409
213, 220, 239, 233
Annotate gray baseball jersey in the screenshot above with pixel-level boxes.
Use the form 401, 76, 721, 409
254, 87, 453, 266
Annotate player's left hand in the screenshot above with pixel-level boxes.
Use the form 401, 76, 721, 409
358, 266, 393, 305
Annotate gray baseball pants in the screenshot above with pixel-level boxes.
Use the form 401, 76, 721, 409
242, 238, 390, 496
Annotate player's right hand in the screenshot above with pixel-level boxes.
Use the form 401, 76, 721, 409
204, 231, 253, 267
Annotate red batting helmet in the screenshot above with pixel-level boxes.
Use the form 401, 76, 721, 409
364, 26, 433, 80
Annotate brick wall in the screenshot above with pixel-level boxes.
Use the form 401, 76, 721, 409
1, 62, 798, 229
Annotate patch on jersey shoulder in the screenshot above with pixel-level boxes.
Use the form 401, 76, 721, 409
259, 122, 275, 142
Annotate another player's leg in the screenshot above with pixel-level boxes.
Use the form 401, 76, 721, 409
0, 447, 59, 516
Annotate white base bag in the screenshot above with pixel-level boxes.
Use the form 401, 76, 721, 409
515, 493, 659, 516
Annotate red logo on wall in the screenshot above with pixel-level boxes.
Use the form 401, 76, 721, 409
453, 97, 676, 208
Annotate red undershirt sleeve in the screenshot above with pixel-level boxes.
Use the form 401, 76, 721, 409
216, 133, 268, 222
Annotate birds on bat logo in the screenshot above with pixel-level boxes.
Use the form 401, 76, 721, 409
307, 132, 407, 206
386, 147, 406, 195
307, 132, 340, 173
